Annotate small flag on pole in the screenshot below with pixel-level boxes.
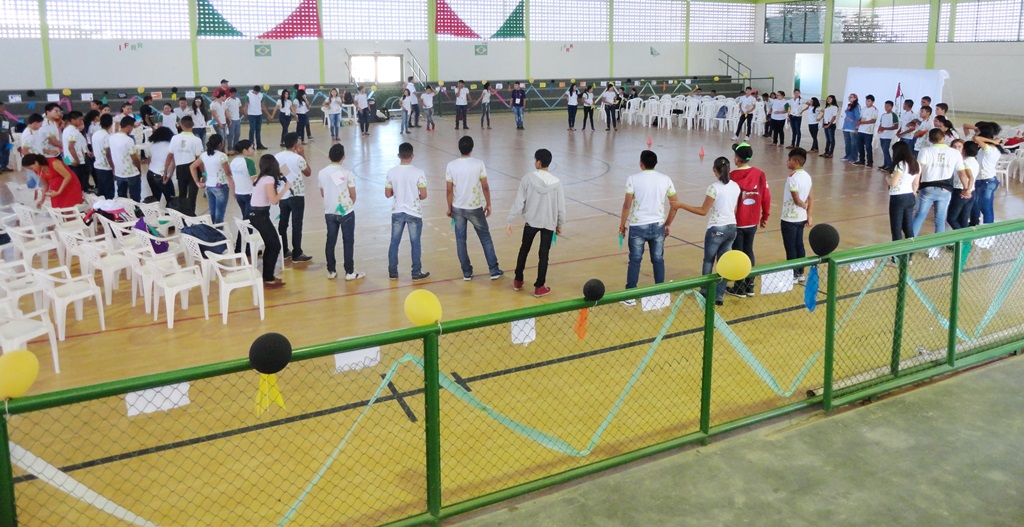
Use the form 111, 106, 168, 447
895, 82, 902, 99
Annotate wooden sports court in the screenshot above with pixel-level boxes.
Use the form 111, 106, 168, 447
4, 110, 1024, 526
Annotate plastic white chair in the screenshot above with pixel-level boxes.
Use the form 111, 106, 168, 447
6, 226, 59, 269
76, 243, 131, 305
46, 205, 93, 237
123, 246, 180, 314
656, 101, 674, 130
137, 201, 175, 237
33, 266, 105, 341
11, 203, 55, 233
0, 261, 45, 311
151, 265, 209, 329
679, 98, 700, 130
55, 229, 106, 276
210, 253, 265, 325
95, 214, 147, 254
6, 183, 36, 208
180, 233, 237, 291
0, 299, 60, 373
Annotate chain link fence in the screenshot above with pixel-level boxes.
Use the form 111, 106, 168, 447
6, 223, 1024, 527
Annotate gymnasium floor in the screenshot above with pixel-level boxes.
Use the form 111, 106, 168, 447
6, 109, 1024, 527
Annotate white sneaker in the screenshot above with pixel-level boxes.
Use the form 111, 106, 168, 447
327, 271, 338, 280
731, 135, 739, 140
744, 136, 750, 141
345, 271, 366, 281
620, 299, 637, 307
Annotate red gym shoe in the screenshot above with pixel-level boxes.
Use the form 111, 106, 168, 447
533, 286, 551, 297
513, 280, 523, 291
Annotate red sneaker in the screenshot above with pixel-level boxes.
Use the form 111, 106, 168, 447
533, 286, 551, 297
513, 280, 523, 291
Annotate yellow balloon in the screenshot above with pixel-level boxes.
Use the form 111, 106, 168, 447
263, 84, 270, 90
528, 78, 535, 84
371, 85, 378, 92
404, 290, 443, 326
570, 78, 576, 84
0, 350, 40, 399
438, 81, 445, 87
61, 88, 71, 96
717, 250, 752, 281
713, 76, 720, 81
137, 87, 145, 94
481, 80, 487, 84
201, 86, 209, 93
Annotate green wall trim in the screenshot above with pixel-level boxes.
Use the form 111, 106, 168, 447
37, 0, 52, 89
947, 0, 957, 42
609, 0, 614, 76
822, 0, 834, 96
189, 0, 200, 85
925, 0, 940, 68
316, 0, 326, 83
684, 1, 691, 75
525, 0, 531, 79
428, 0, 439, 81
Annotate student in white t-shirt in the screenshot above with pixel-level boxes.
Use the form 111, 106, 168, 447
268, 90, 293, 147
787, 88, 806, 148
228, 139, 256, 221
173, 99, 191, 125
420, 86, 435, 131
191, 97, 209, 144
970, 123, 1003, 226
400, 88, 414, 135
355, 86, 370, 136
61, 111, 91, 192
855, 94, 879, 166
209, 93, 226, 139
225, 88, 242, 148
322, 88, 344, 141
886, 141, 921, 241
780, 148, 813, 281
913, 105, 934, 153
145, 126, 176, 205
563, 83, 580, 131
405, 76, 421, 128
318, 143, 364, 281
733, 86, 757, 140
897, 99, 918, 150
454, 80, 470, 130
806, 97, 822, 153
166, 116, 204, 215
947, 139, 976, 230
386, 142, 430, 281
91, 114, 116, 199
671, 156, 738, 305
245, 86, 269, 149
601, 83, 619, 131
769, 91, 789, 146
189, 134, 233, 224
912, 129, 968, 236
876, 100, 900, 171
274, 132, 313, 262
470, 82, 493, 130
445, 135, 501, 280
108, 116, 143, 201
619, 150, 679, 296
159, 103, 178, 133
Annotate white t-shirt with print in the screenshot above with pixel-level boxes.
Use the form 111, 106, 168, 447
889, 161, 918, 195
355, 93, 368, 110
976, 144, 999, 180
209, 101, 225, 124
169, 132, 203, 166
789, 97, 804, 116
858, 105, 878, 134
275, 150, 309, 197
781, 169, 812, 223
918, 144, 965, 184
823, 106, 839, 126
386, 164, 428, 218
39, 119, 61, 158
108, 133, 139, 178
148, 142, 171, 177
455, 87, 470, 105
624, 170, 676, 227
200, 151, 230, 186
62, 127, 88, 165
318, 164, 356, 215
246, 92, 264, 116
959, 157, 979, 190
737, 95, 756, 115
91, 129, 111, 170
705, 180, 740, 228
915, 117, 934, 150
446, 157, 487, 210
229, 157, 255, 195
877, 111, 898, 139
225, 97, 241, 120
898, 109, 917, 138
173, 107, 191, 122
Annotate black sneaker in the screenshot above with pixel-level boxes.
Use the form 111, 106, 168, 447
715, 300, 724, 306
283, 251, 292, 261
412, 272, 430, 281
292, 253, 313, 263
726, 286, 746, 298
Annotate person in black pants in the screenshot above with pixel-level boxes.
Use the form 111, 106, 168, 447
581, 86, 595, 131
250, 155, 292, 287
807, 97, 821, 153
885, 142, 919, 242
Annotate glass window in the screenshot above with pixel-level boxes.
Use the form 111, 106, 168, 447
689, 2, 755, 42
614, 0, 685, 42
0, 0, 41, 38
765, 0, 826, 43
350, 55, 402, 84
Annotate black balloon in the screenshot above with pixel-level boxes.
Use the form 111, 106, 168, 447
249, 333, 292, 374
171, 87, 178, 93
583, 279, 606, 302
809, 224, 840, 256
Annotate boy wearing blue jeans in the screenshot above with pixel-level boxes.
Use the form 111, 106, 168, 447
446, 136, 503, 281
386, 142, 430, 281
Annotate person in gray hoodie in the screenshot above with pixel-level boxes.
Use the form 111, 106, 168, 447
506, 148, 567, 297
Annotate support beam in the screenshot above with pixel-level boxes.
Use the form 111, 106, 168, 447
525, 0, 531, 80
428, 0, 439, 81
926, 0, 941, 68
316, 0, 326, 84
822, 0, 834, 96
37, 0, 53, 89
609, 0, 614, 77
189, 0, 200, 85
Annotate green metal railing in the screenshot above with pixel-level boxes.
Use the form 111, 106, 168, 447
4, 220, 1024, 526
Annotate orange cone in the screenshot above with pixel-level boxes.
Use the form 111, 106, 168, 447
647, 136, 653, 148
699, 146, 705, 160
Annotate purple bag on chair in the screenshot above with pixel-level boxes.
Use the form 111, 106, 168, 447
135, 218, 168, 254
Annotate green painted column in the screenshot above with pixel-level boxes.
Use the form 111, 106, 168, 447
190, 0, 200, 85
428, 0, 439, 81
926, 0, 940, 68
37, 0, 53, 89
947, 0, 957, 42
316, 0, 325, 83
525, 0, 531, 80
684, 0, 690, 76
609, 0, 614, 77
822, 0, 834, 96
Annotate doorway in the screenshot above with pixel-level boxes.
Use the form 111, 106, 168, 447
350, 55, 403, 84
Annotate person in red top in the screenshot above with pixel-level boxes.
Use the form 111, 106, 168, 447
22, 153, 83, 208
726, 143, 770, 297
213, 79, 231, 100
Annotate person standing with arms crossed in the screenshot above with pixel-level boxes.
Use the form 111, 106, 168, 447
733, 86, 756, 141
446, 136, 503, 281
507, 148, 567, 298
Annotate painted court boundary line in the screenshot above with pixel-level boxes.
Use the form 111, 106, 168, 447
12, 254, 1016, 486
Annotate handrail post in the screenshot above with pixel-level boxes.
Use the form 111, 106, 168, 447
0, 414, 18, 527
823, 261, 838, 411
699, 280, 716, 435
947, 241, 963, 366
423, 333, 442, 525
890, 254, 909, 375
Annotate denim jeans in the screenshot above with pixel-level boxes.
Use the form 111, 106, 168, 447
279, 114, 292, 144
780, 220, 806, 276
900, 137, 917, 151
514, 224, 554, 288
604, 105, 617, 129
211, 124, 224, 141
206, 185, 229, 224
411, 103, 420, 127
789, 116, 802, 146
842, 130, 858, 161
357, 109, 369, 134
625, 223, 666, 289
912, 186, 952, 236
115, 175, 141, 202
95, 168, 115, 199
823, 125, 836, 155
880, 138, 892, 167
480, 102, 491, 128
858, 133, 874, 165
229, 120, 241, 150
970, 178, 999, 226
296, 114, 310, 140
513, 106, 524, 127
567, 105, 578, 128
455, 105, 468, 128
328, 113, 341, 138
947, 192, 975, 230
0, 143, 9, 170
278, 196, 305, 256
401, 110, 410, 133
388, 212, 423, 277
325, 212, 355, 274
451, 207, 500, 278
889, 193, 916, 241
423, 107, 434, 128
702, 225, 737, 302
247, 115, 263, 146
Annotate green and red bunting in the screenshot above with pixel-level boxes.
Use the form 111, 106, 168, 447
196, 0, 321, 39
196, 0, 243, 37
435, 0, 524, 40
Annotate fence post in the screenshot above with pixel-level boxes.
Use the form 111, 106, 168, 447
947, 241, 963, 366
699, 281, 716, 435
823, 261, 838, 411
890, 254, 910, 375
0, 414, 18, 526
423, 333, 442, 525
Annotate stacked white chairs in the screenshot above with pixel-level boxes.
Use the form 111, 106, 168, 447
678, 98, 701, 130
0, 298, 60, 373
32, 266, 105, 341
622, 98, 643, 126
753, 101, 767, 137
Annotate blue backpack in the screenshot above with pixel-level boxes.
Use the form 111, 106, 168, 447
181, 224, 227, 258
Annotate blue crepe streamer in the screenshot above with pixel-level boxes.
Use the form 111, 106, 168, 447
804, 266, 819, 312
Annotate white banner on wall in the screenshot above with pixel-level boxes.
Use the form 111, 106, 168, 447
843, 67, 949, 108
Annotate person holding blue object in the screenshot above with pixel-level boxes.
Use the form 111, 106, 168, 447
618, 150, 678, 303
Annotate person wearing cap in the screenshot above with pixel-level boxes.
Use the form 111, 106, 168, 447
213, 79, 231, 100
726, 142, 770, 298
